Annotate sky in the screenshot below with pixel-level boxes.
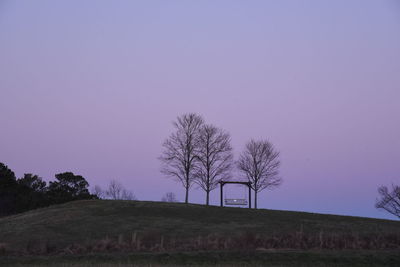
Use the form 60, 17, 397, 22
1, 0, 399, 219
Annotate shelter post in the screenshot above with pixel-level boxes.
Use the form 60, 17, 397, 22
248, 184, 251, 209
220, 182, 224, 207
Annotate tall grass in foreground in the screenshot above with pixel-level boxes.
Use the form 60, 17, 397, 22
2, 230, 400, 256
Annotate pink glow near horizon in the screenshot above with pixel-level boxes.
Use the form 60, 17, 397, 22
0, 0, 399, 219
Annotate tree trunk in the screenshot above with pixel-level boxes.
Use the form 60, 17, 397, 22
185, 186, 189, 203
185, 170, 189, 203
254, 191, 258, 209
206, 190, 209, 206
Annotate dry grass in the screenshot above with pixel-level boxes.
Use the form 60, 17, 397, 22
1, 230, 397, 256
66, 231, 400, 254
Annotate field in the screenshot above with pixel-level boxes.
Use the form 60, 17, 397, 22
0, 200, 399, 266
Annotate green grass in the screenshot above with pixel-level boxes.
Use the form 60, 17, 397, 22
0, 200, 399, 266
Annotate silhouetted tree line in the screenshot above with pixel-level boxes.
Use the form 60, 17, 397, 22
0, 162, 96, 216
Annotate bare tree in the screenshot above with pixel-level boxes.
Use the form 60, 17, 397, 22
106, 180, 123, 200
159, 113, 204, 203
121, 189, 137, 200
105, 180, 136, 200
376, 184, 400, 218
194, 124, 233, 205
92, 185, 104, 199
161, 192, 177, 202
237, 139, 282, 209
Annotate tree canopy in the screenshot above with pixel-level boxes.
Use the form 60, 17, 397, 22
0, 163, 96, 216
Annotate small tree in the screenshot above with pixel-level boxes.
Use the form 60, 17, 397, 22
121, 188, 136, 200
159, 113, 204, 203
106, 180, 123, 200
237, 139, 282, 209
47, 172, 93, 204
376, 184, 400, 219
105, 180, 136, 200
195, 124, 233, 205
161, 192, 177, 202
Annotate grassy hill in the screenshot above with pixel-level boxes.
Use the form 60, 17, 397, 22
1, 200, 399, 266
1, 200, 399, 250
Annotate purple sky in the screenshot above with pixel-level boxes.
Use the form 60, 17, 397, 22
1, 0, 399, 219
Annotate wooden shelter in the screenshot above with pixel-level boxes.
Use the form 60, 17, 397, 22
219, 180, 252, 209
